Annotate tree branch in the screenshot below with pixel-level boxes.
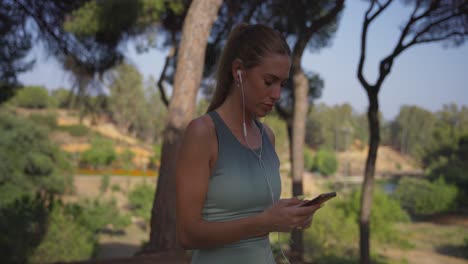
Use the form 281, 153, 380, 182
358, 0, 393, 91
405, 10, 465, 48
15, 0, 75, 58
305, 0, 345, 38
368, 0, 393, 22
414, 31, 465, 44
158, 48, 175, 107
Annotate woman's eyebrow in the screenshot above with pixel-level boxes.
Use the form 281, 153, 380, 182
264, 73, 288, 81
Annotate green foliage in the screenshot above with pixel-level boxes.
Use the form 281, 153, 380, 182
28, 112, 58, 130
100, 175, 110, 194
307, 103, 356, 151
423, 133, 468, 207
395, 162, 402, 171
149, 144, 163, 169
106, 63, 167, 142
118, 149, 135, 170
64, 0, 184, 45
0, 195, 130, 264
393, 177, 458, 216
80, 137, 116, 168
390, 105, 436, 158
312, 148, 338, 176
64, 198, 131, 233
304, 200, 358, 258
111, 184, 121, 192
28, 206, 95, 263
338, 188, 410, 244
195, 98, 210, 117
428, 104, 468, 152
0, 195, 49, 264
145, 76, 168, 143
50, 88, 74, 109
464, 236, 468, 258
304, 147, 315, 172
263, 113, 288, 155
13, 86, 50, 108
0, 112, 74, 206
128, 182, 155, 223
298, 188, 410, 261
58, 124, 90, 137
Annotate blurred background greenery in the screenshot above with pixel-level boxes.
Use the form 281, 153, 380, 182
1, 0, 467, 264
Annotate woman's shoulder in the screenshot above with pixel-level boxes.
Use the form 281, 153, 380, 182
185, 113, 216, 142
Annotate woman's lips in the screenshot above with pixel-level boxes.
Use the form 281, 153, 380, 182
263, 103, 273, 111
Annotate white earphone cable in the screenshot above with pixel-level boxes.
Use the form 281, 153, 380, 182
239, 71, 292, 264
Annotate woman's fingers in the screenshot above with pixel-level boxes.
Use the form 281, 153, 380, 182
281, 197, 302, 206
293, 203, 323, 216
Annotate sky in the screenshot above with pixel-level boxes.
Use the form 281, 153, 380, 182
18, 1, 468, 120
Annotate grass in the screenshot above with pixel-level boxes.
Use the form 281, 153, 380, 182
394, 222, 468, 259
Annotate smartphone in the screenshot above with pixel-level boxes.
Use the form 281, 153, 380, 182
300, 192, 337, 207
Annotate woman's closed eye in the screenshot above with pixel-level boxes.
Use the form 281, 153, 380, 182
264, 79, 274, 86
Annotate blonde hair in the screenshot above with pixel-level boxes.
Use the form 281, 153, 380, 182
206, 24, 291, 113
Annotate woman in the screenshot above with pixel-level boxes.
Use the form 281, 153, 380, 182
176, 24, 322, 264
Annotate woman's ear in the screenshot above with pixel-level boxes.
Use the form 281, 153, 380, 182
231, 59, 244, 83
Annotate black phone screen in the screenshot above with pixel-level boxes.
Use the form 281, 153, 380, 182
301, 192, 337, 207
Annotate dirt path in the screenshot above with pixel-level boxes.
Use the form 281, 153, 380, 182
383, 249, 468, 264
381, 219, 468, 264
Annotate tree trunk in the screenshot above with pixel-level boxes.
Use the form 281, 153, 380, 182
142, 0, 222, 254
289, 66, 309, 263
359, 90, 380, 264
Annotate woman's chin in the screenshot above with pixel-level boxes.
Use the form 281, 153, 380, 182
256, 110, 269, 118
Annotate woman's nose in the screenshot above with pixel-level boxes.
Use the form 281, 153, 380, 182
270, 85, 281, 101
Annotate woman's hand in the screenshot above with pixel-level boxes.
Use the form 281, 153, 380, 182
261, 198, 322, 232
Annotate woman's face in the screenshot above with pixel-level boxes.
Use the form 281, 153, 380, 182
240, 53, 291, 118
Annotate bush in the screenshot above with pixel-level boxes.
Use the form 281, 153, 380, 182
111, 184, 121, 192
313, 148, 338, 176
64, 198, 131, 233
393, 177, 458, 216
50, 88, 74, 109
423, 134, 468, 208
464, 236, 468, 258
0, 112, 74, 205
58, 124, 89, 137
304, 200, 358, 258
338, 188, 410, 244
118, 149, 135, 170
0, 194, 129, 263
28, 112, 58, 129
304, 147, 315, 172
0, 195, 49, 264
128, 182, 155, 223
80, 137, 116, 168
275, 188, 410, 261
13, 86, 50, 108
100, 175, 110, 194
28, 206, 95, 263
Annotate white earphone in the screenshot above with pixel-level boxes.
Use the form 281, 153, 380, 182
236, 67, 290, 264
237, 69, 248, 138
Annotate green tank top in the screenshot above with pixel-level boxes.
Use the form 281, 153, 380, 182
191, 111, 282, 264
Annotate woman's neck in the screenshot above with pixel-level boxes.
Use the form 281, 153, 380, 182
217, 92, 256, 132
